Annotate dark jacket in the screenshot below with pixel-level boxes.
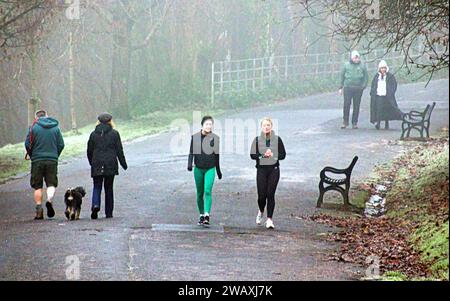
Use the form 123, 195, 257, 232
370, 72, 403, 123
25, 117, 65, 162
340, 60, 369, 90
87, 123, 127, 177
250, 131, 286, 168
188, 131, 222, 178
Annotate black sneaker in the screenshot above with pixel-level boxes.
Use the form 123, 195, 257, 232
203, 215, 210, 226
34, 207, 44, 220
197, 215, 205, 226
46, 202, 55, 218
91, 207, 100, 220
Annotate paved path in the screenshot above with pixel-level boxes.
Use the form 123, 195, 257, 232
0, 79, 448, 280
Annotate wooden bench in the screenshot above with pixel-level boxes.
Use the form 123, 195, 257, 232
317, 156, 359, 208
401, 102, 436, 140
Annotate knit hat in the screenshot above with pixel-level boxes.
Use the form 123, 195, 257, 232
378, 60, 389, 72
97, 112, 113, 123
35, 109, 47, 118
351, 50, 360, 59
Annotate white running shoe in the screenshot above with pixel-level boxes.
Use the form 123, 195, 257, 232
265, 218, 275, 229
256, 211, 263, 225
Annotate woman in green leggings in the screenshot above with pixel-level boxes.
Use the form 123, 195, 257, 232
187, 116, 222, 226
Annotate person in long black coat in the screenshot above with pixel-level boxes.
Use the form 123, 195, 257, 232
87, 113, 127, 219
370, 60, 403, 130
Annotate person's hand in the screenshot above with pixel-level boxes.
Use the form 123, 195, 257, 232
122, 164, 128, 171
339, 88, 343, 96
187, 166, 193, 172
217, 171, 222, 180
264, 149, 273, 158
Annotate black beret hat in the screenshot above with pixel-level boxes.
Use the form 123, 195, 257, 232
98, 112, 113, 123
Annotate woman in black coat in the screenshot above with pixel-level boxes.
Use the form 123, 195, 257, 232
87, 113, 127, 219
370, 60, 403, 130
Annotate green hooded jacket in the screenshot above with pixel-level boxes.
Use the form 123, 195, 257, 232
339, 60, 369, 89
25, 117, 65, 162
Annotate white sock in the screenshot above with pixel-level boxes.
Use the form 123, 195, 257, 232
47, 186, 56, 202
205, 213, 210, 217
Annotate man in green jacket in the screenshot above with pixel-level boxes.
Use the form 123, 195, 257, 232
338, 50, 369, 129
25, 109, 65, 220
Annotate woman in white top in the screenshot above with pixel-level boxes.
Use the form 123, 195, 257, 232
369, 60, 403, 130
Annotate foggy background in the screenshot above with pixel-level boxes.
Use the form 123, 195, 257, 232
0, 0, 448, 146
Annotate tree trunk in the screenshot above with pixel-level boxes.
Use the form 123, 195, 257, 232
27, 48, 40, 125
68, 31, 78, 133
110, 0, 132, 120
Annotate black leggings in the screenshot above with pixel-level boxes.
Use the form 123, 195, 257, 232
257, 167, 280, 218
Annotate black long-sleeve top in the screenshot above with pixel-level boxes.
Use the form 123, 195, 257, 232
188, 131, 222, 177
250, 134, 286, 168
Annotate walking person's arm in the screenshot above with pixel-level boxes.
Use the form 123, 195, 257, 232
370, 75, 377, 98
339, 65, 346, 94
215, 136, 222, 179
278, 137, 286, 161
187, 135, 194, 171
387, 74, 401, 111
250, 137, 260, 160
115, 131, 128, 170
87, 133, 94, 166
56, 128, 65, 157
24, 127, 32, 156
215, 154, 222, 179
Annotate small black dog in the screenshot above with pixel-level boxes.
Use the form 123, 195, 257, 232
64, 187, 86, 220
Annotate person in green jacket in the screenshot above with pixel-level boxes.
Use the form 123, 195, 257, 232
25, 109, 65, 220
338, 50, 369, 129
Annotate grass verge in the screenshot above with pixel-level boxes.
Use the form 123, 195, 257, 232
369, 134, 449, 280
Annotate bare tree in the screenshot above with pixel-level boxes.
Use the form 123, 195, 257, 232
290, 0, 449, 79
1, 0, 62, 124
95, 0, 172, 120
0, 0, 60, 51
